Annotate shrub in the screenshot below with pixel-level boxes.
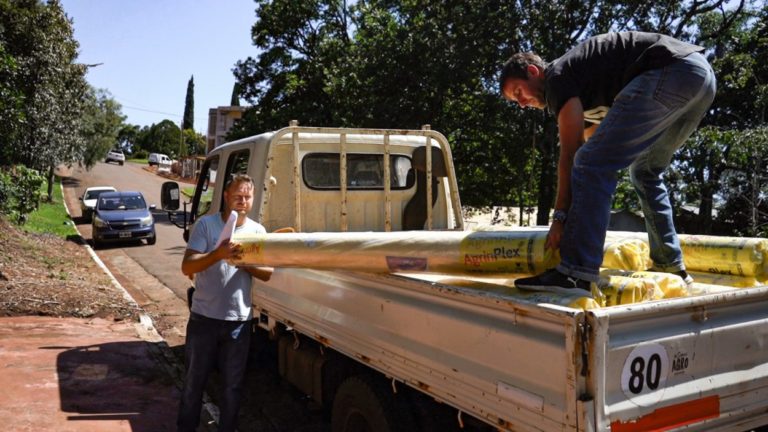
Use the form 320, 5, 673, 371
0, 165, 45, 224
132, 149, 148, 159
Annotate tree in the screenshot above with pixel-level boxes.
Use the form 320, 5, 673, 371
0, 0, 91, 200
0, 44, 23, 164
230, 82, 241, 106
233, 0, 752, 230
135, 120, 182, 158
183, 129, 206, 155
80, 88, 125, 169
183, 75, 194, 131
117, 124, 141, 154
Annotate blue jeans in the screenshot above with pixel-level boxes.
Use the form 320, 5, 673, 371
177, 312, 252, 432
556, 52, 716, 282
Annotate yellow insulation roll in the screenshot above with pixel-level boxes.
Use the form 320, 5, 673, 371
600, 269, 692, 298
231, 229, 767, 286
602, 238, 651, 271
436, 277, 601, 310
678, 234, 768, 281
597, 275, 665, 306
231, 229, 562, 275
686, 271, 760, 288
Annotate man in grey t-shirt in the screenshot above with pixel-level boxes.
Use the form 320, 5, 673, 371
499, 32, 716, 295
177, 174, 272, 432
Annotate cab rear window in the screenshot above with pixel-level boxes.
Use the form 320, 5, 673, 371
303, 153, 413, 190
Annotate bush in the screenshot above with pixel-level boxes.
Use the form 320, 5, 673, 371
132, 149, 148, 159
0, 165, 45, 224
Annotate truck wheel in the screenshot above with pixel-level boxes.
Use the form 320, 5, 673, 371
331, 375, 415, 432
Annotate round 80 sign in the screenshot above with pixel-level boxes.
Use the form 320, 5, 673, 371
621, 343, 670, 406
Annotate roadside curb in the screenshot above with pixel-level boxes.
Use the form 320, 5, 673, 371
59, 178, 220, 430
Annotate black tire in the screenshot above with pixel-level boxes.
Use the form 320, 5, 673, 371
92, 238, 101, 249
147, 234, 156, 245
331, 375, 415, 432
119, 161, 123, 166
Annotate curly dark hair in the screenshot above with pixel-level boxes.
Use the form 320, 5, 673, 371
499, 52, 546, 93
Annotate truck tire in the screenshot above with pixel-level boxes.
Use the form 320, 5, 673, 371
331, 375, 415, 432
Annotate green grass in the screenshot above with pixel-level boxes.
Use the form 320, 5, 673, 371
24, 176, 78, 238
128, 158, 148, 164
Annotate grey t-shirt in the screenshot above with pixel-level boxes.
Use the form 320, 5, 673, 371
544, 32, 704, 123
187, 212, 266, 321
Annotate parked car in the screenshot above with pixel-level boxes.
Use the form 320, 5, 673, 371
148, 153, 172, 167
79, 186, 117, 221
105, 148, 125, 165
91, 191, 156, 248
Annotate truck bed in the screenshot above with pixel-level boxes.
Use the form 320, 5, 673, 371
254, 268, 768, 431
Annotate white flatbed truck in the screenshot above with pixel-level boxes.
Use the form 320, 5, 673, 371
161, 122, 768, 432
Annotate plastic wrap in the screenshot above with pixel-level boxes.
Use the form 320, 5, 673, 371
600, 269, 692, 298
231, 230, 560, 275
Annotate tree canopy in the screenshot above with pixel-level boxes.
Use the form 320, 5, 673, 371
232, 0, 765, 236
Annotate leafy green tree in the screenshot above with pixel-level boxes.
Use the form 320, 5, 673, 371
183, 75, 194, 131
0, 0, 90, 200
233, 0, 752, 231
0, 44, 23, 164
117, 124, 141, 153
80, 88, 125, 168
667, 2, 765, 234
183, 129, 206, 156
136, 120, 183, 158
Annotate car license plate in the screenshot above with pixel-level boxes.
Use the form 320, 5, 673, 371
119, 231, 131, 238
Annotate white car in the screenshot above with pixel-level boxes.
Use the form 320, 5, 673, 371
79, 186, 117, 221
148, 153, 172, 167
105, 148, 125, 165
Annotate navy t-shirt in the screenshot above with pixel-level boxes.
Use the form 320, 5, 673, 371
544, 32, 703, 123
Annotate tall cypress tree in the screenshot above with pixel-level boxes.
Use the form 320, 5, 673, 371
230, 82, 240, 106
182, 75, 194, 130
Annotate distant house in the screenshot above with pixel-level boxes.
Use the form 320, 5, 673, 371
608, 208, 646, 232
206, 106, 246, 153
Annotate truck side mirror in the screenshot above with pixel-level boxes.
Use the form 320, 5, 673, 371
161, 181, 180, 211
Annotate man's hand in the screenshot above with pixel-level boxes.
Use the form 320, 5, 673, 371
215, 240, 244, 261
546, 220, 565, 251
182, 240, 244, 276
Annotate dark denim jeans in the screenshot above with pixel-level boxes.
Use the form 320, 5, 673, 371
177, 312, 251, 432
556, 52, 717, 282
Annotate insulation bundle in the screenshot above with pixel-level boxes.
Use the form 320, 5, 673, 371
434, 277, 601, 310
231, 229, 767, 284
231, 230, 559, 275
600, 269, 693, 299
604, 232, 768, 281
679, 235, 768, 282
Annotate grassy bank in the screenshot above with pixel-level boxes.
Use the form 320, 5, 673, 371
24, 176, 77, 238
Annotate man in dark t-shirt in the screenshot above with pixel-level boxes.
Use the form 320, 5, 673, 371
499, 32, 716, 295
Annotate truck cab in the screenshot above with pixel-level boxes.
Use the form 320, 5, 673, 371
166, 123, 464, 237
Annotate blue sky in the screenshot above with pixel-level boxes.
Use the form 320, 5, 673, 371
60, 1, 260, 134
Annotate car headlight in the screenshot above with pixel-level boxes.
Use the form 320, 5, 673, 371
93, 215, 108, 228
140, 214, 154, 227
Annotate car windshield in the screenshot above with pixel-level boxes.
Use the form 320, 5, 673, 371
99, 195, 146, 210
85, 190, 112, 200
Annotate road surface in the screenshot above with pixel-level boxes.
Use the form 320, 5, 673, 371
61, 161, 330, 432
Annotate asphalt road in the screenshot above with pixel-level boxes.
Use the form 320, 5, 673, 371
61, 161, 331, 432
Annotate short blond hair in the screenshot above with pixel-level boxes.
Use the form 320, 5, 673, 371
225, 174, 255, 192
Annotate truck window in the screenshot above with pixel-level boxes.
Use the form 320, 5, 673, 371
193, 155, 219, 219
219, 149, 251, 208
303, 153, 412, 190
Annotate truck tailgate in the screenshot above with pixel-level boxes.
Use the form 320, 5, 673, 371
590, 285, 768, 431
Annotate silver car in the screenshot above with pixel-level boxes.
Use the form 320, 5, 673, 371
105, 148, 125, 165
